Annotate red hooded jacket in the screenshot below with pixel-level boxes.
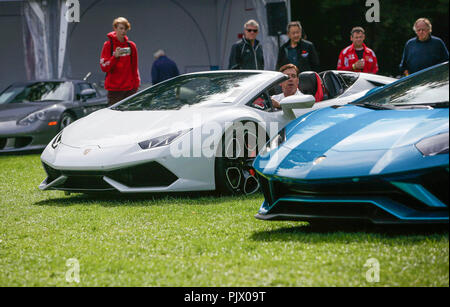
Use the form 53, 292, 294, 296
100, 31, 140, 91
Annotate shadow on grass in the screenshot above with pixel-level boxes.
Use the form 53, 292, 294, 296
251, 222, 449, 243
0, 150, 42, 156
33, 191, 263, 208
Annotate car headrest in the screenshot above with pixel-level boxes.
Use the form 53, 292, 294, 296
298, 71, 318, 96
299, 71, 324, 102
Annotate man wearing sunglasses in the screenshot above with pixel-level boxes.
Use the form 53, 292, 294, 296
228, 20, 264, 70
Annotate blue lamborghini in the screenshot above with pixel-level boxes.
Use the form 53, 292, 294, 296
253, 62, 449, 224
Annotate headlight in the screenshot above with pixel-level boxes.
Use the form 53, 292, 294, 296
261, 128, 286, 156
138, 129, 192, 150
18, 110, 48, 126
51, 131, 63, 149
415, 132, 449, 156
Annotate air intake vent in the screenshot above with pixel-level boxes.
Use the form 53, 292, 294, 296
420, 169, 449, 206
42, 162, 178, 190
14, 137, 33, 148
108, 162, 178, 188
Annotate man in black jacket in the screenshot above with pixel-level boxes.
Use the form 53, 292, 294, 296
276, 21, 320, 72
228, 20, 264, 70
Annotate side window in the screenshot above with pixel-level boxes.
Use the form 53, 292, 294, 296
247, 92, 271, 112
338, 72, 358, 89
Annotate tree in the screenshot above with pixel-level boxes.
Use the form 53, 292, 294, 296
292, 0, 449, 76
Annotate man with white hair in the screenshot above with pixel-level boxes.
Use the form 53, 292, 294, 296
228, 19, 264, 70
151, 49, 179, 85
400, 18, 449, 75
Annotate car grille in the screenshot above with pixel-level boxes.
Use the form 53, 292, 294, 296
260, 175, 398, 203
107, 162, 178, 188
64, 175, 112, 190
267, 200, 396, 222
43, 162, 178, 191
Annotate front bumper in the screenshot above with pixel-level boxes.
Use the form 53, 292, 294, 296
39, 161, 179, 192
256, 168, 449, 224
0, 120, 59, 153
39, 140, 216, 193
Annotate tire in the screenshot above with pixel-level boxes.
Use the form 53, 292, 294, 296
59, 112, 75, 130
215, 121, 266, 195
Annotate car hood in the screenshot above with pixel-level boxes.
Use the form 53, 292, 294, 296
61, 106, 230, 148
254, 105, 449, 179
0, 102, 54, 122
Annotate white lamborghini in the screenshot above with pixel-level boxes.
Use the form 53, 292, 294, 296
39, 70, 395, 195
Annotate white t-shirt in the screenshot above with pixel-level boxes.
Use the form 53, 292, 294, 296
271, 89, 304, 103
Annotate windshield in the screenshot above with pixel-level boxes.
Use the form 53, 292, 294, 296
0, 81, 73, 104
353, 63, 449, 106
112, 72, 270, 111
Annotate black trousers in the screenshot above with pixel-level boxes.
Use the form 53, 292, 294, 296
107, 88, 138, 106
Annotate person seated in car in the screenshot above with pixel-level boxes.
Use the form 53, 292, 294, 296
271, 64, 305, 109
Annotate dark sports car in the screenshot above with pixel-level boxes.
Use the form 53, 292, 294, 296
253, 62, 449, 225
0, 80, 107, 152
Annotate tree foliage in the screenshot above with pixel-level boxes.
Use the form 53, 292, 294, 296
292, 0, 449, 76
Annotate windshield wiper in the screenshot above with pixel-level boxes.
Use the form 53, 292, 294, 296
420, 101, 448, 108
392, 102, 449, 109
356, 101, 449, 110
354, 102, 395, 110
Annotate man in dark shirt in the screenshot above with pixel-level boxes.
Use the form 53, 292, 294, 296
400, 18, 449, 75
228, 20, 264, 70
276, 21, 319, 72
151, 49, 179, 85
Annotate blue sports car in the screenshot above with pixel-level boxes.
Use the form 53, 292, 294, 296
253, 62, 449, 224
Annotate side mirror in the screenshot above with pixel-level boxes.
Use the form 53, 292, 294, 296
280, 94, 316, 120
80, 88, 96, 101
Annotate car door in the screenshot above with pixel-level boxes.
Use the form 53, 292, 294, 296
77, 82, 109, 116
246, 91, 291, 139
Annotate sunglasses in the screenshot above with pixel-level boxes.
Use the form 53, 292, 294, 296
285, 74, 298, 79
246, 29, 258, 33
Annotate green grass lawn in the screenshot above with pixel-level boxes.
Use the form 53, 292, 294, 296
0, 154, 448, 287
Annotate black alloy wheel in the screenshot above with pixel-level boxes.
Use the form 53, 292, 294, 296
215, 122, 264, 195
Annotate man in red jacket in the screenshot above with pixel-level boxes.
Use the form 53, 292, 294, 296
337, 27, 378, 74
100, 17, 140, 106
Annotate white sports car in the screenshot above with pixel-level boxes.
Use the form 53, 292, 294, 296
39, 70, 395, 195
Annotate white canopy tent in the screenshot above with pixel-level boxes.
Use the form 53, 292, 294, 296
1, 0, 290, 89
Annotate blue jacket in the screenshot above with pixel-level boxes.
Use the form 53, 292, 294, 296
399, 36, 449, 74
151, 56, 179, 85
